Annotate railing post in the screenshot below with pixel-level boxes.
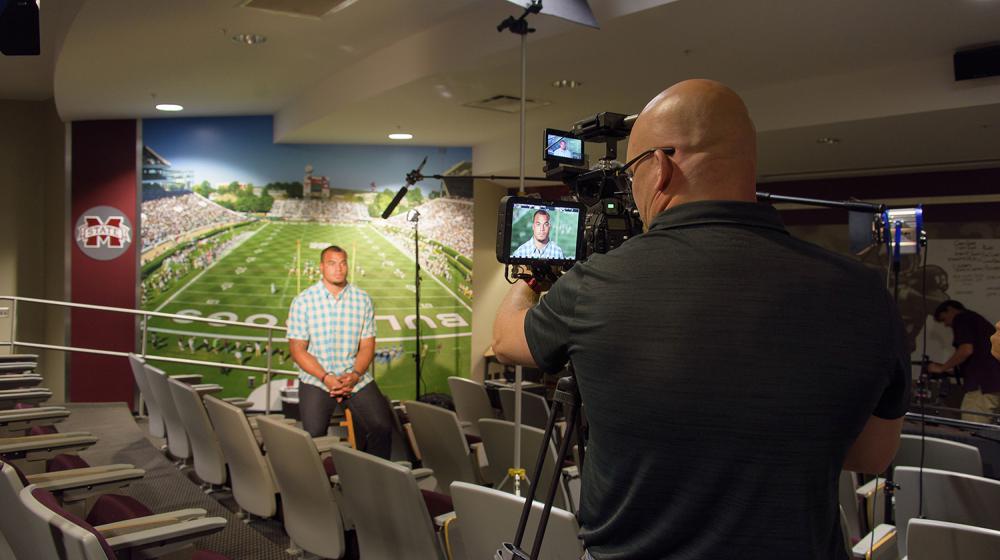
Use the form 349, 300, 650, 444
141, 315, 149, 358
265, 327, 273, 415
10, 299, 17, 353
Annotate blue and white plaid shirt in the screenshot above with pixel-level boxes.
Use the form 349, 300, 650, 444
511, 238, 566, 259
286, 281, 375, 393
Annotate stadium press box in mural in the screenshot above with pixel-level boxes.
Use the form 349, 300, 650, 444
140, 116, 473, 400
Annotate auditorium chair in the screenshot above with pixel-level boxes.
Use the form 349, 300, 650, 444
498, 388, 551, 431
167, 378, 228, 491
0, 371, 42, 389
328, 443, 452, 560
254, 415, 349, 558
0, 430, 98, 475
202, 395, 280, 520
0, 361, 37, 374
0, 405, 70, 436
404, 400, 485, 495
1, 459, 147, 548
477, 418, 577, 513
448, 376, 498, 437
451, 480, 583, 560
894, 434, 983, 476
127, 354, 165, 439
894, 466, 1000, 557
0, 386, 52, 409
854, 466, 1000, 559
906, 518, 1000, 560
0, 353, 38, 364
18, 483, 229, 560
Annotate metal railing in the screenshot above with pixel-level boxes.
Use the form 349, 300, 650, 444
1, 295, 302, 413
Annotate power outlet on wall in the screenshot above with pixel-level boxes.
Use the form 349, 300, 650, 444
0, 307, 8, 318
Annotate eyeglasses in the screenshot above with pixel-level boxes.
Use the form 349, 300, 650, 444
620, 147, 676, 181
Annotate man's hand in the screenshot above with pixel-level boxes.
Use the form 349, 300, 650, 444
927, 362, 949, 375
322, 373, 345, 396
992, 321, 1000, 361
329, 371, 360, 399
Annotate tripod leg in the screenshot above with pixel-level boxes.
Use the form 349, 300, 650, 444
529, 401, 579, 560
513, 396, 562, 548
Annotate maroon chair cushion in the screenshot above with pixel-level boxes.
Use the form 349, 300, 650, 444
420, 488, 454, 528
464, 433, 482, 446
32, 488, 117, 559
85, 494, 153, 526
28, 425, 58, 436
323, 456, 337, 477
47, 453, 90, 472
14, 403, 36, 409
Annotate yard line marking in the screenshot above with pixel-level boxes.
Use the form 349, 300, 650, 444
367, 224, 471, 312
149, 327, 470, 343
154, 223, 270, 312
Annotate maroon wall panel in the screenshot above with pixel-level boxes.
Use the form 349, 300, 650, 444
70, 120, 138, 405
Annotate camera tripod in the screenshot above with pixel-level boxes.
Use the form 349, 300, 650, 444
496, 374, 586, 560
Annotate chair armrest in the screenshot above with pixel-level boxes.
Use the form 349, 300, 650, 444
313, 435, 342, 454
852, 524, 896, 559
29, 467, 145, 500
0, 374, 43, 389
0, 432, 97, 457
170, 374, 203, 384
102, 516, 227, 551
856, 477, 882, 499
434, 511, 456, 528
223, 397, 252, 409
193, 384, 223, 396
459, 420, 472, 429
0, 407, 70, 434
27, 464, 137, 483
96, 509, 208, 536
411, 467, 434, 480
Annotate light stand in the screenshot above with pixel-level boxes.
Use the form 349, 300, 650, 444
408, 208, 424, 400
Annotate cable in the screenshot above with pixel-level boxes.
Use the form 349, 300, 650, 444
917, 236, 929, 518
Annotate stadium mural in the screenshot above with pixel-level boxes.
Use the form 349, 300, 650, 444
140, 116, 473, 400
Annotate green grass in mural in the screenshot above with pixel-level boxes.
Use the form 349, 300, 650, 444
143, 221, 472, 400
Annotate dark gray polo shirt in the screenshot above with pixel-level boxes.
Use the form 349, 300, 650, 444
525, 200, 910, 560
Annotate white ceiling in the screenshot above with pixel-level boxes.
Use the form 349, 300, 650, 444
2, 0, 999, 182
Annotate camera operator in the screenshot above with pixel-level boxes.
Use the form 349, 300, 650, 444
493, 79, 909, 560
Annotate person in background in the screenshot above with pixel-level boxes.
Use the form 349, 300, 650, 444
928, 300, 1000, 422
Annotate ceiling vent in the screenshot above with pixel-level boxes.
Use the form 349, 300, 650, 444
462, 95, 551, 113
239, 0, 359, 19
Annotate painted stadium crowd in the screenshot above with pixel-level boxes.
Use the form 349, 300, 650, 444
145, 331, 408, 369
269, 199, 368, 222
387, 197, 473, 259
140, 230, 256, 305
141, 191, 248, 252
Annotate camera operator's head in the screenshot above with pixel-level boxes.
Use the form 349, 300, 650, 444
532, 209, 551, 245
626, 79, 757, 226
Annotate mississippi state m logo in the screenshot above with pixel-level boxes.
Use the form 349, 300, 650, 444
79, 216, 131, 247
74, 206, 133, 261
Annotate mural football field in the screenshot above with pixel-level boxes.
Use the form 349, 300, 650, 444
143, 221, 472, 400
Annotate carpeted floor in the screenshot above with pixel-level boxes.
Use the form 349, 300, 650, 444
61, 403, 297, 560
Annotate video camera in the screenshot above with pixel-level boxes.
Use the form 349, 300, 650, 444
496, 112, 642, 267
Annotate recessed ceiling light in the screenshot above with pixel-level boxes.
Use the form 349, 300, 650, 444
388, 133, 413, 140
232, 33, 267, 45
552, 79, 582, 88
816, 137, 841, 144
155, 104, 184, 112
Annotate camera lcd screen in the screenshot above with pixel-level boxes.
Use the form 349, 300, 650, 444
506, 201, 582, 263
543, 129, 584, 166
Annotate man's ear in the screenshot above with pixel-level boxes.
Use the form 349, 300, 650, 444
653, 149, 674, 193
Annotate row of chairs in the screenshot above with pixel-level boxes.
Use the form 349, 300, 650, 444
842, 434, 1000, 559
0, 354, 234, 559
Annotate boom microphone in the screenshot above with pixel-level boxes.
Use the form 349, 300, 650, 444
381, 156, 428, 219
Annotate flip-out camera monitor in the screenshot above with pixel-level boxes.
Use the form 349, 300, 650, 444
496, 196, 586, 265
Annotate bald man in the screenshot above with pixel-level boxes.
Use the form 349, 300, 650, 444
493, 80, 909, 560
